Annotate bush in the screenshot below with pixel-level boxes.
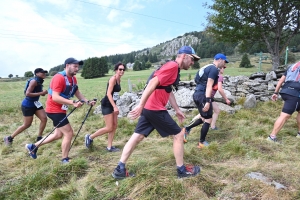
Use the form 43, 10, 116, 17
239, 54, 254, 68
50, 71, 58, 76
24, 71, 34, 77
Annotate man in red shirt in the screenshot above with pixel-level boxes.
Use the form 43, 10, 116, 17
112, 46, 201, 179
26, 58, 96, 163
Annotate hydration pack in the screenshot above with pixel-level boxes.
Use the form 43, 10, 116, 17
281, 61, 300, 97
48, 71, 78, 99
24, 77, 43, 95
144, 61, 180, 93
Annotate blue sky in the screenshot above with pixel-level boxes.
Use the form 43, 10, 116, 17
0, 0, 212, 77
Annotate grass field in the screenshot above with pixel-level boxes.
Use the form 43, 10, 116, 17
1, 58, 300, 199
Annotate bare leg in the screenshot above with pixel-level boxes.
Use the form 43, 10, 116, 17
270, 112, 291, 137
35, 109, 47, 137
107, 112, 118, 148
120, 133, 144, 163
34, 128, 63, 147
173, 128, 185, 166
296, 112, 300, 133
90, 113, 114, 139
11, 116, 33, 138
211, 102, 220, 129
59, 124, 74, 159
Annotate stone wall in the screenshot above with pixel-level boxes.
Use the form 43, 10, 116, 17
94, 70, 286, 117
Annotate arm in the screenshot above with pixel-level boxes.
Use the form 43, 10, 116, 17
128, 76, 159, 119
272, 75, 286, 101
25, 80, 47, 97
217, 81, 230, 105
203, 78, 214, 112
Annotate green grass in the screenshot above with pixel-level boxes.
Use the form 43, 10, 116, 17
1, 63, 300, 199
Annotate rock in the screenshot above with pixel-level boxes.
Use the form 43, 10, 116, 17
246, 172, 286, 190
244, 94, 257, 108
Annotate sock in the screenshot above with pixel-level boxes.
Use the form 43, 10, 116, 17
177, 165, 185, 172
269, 135, 276, 139
8, 136, 13, 141
186, 118, 203, 130
118, 161, 125, 170
200, 122, 210, 143
89, 136, 93, 141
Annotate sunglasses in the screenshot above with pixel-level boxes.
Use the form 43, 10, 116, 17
186, 54, 195, 61
118, 68, 125, 71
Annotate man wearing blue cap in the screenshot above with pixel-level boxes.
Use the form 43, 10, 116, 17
191, 53, 228, 148
25, 57, 96, 163
112, 46, 201, 179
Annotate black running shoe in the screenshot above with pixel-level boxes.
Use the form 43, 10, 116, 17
36, 136, 43, 142
112, 165, 135, 179
177, 164, 200, 178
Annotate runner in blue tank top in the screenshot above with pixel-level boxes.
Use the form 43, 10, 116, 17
4, 68, 48, 145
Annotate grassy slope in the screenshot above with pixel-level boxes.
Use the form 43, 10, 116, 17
1, 58, 300, 199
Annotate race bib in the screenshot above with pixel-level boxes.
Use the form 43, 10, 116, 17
113, 92, 120, 101
61, 104, 69, 111
34, 101, 42, 108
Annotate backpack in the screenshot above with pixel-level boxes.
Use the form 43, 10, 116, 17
24, 77, 43, 95
143, 61, 180, 93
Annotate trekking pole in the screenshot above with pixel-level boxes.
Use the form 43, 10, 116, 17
28, 101, 82, 156
69, 99, 97, 152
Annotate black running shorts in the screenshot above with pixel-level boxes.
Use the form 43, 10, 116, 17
193, 92, 213, 119
101, 104, 114, 115
281, 93, 300, 115
46, 113, 69, 128
21, 106, 44, 117
134, 108, 182, 137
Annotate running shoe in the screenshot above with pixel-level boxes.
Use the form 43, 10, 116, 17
25, 144, 38, 159
177, 164, 201, 178
266, 136, 279, 143
3, 136, 13, 146
106, 146, 120, 152
61, 157, 71, 164
197, 141, 209, 149
112, 165, 135, 179
36, 136, 43, 142
85, 134, 93, 148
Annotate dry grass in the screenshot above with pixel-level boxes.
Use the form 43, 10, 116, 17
1, 69, 300, 200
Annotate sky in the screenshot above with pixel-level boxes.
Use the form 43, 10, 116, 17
0, 0, 212, 78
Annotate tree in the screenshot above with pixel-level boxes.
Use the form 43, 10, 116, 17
8, 74, 13, 78
206, 0, 300, 70
133, 60, 141, 71
145, 61, 152, 69
15, 75, 18, 78
24, 71, 34, 77
81, 57, 108, 79
240, 54, 254, 68
50, 71, 58, 76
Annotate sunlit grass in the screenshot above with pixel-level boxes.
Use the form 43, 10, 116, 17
1, 62, 300, 199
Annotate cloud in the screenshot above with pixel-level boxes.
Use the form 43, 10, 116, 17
0, 0, 182, 77
107, 10, 120, 22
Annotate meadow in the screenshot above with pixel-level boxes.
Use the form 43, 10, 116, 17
1, 58, 300, 199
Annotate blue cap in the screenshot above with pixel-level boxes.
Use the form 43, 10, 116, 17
178, 46, 200, 61
64, 57, 84, 66
214, 53, 229, 63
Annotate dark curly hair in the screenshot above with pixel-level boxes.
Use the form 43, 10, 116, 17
114, 62, 126, 71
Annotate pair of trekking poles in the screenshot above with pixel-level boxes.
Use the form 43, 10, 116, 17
28, 99, 97, 156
